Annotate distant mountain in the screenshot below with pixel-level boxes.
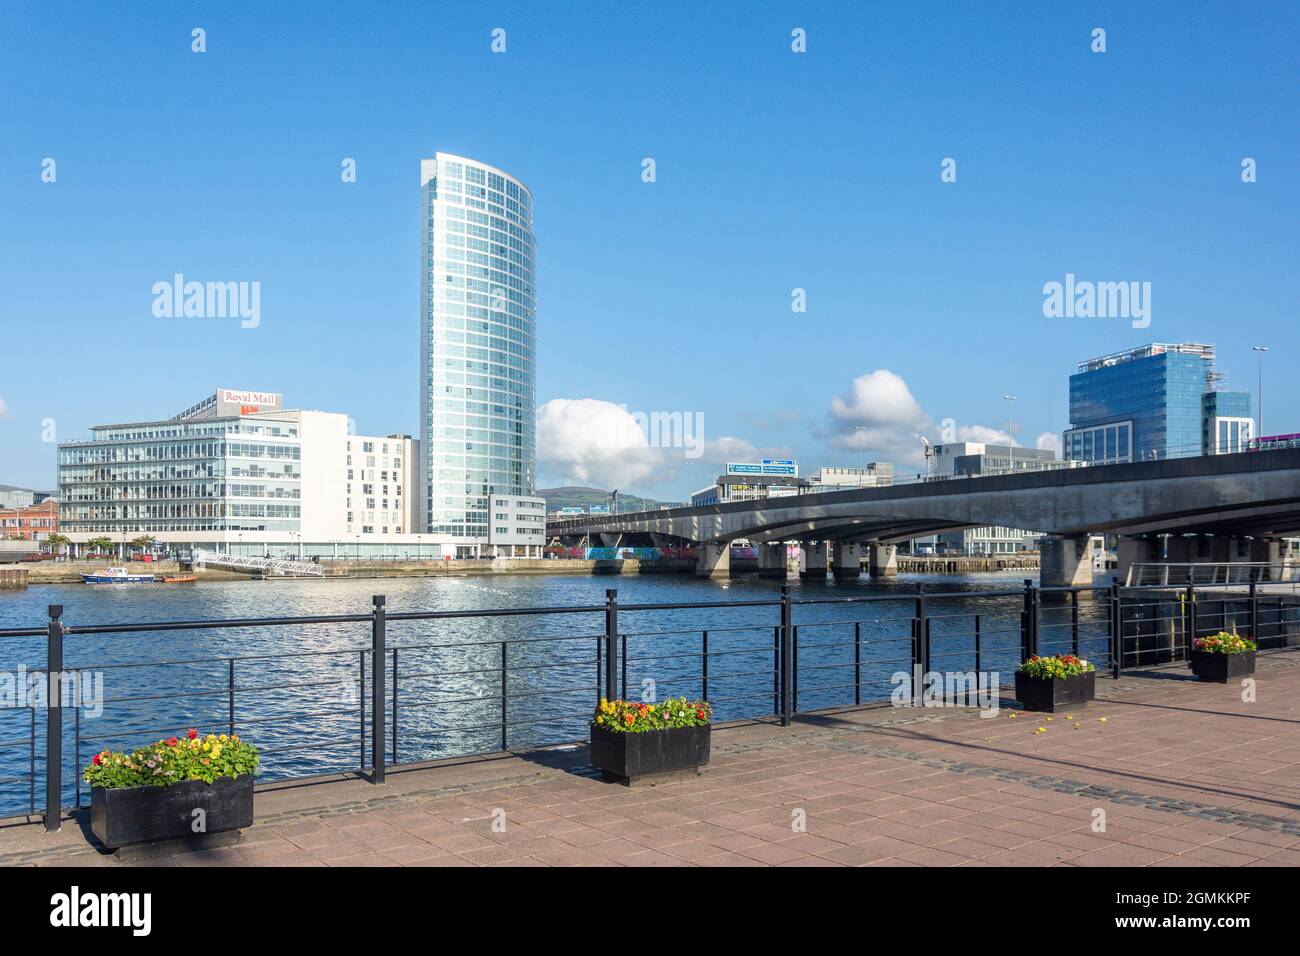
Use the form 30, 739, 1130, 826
537, 486, 681, 512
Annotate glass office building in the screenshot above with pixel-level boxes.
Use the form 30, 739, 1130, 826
1202, 390, 1253, 455
419, 153, 537, 542
1066, 343, 1216, 463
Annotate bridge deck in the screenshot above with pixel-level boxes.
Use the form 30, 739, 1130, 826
7, 649, 1300, 867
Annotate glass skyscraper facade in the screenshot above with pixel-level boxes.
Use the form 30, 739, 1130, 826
419, 153, 537, 539
1065, 343, 1250, 463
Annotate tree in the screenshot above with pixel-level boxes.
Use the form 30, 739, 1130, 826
86, 536, 114, 556
45, 533, 70, 556
131, 535, 157, 554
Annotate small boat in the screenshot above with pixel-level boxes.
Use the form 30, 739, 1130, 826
80, 567, 158, 584
162, 575, 197, 583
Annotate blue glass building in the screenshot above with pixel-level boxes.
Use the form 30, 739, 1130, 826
1065, 343, 1250, 463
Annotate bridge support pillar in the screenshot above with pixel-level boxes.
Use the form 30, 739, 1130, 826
598, 533, 623, 548
800, 542, 828, 579
832, 542, 864, 579
694, 541, 731, 578
867, 543, 898, 577
1039, 535, 1093, 588
1249, 538, 1284, 581
1117, 535, 1157, 585
757, 543, 787, 578
1164, 535, 1195, 564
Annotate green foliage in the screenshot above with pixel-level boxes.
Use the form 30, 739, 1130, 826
83, 729, 259, 789
1193, 632, 1256, 654
1017, 654, 1095, 679
592, 697, 712, 733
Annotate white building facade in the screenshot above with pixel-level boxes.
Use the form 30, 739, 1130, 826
57, 389, 469, 559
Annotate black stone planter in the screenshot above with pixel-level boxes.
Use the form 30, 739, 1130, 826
1014, 670, 1095, 713
90, 774, 254, 850
589, 724, 710, 785
1189, 650, 1256, 683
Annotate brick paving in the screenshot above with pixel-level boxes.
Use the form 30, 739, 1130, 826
4, 651, 1300, 867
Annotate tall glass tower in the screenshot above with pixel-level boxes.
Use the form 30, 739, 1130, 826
419, 153, 537, 540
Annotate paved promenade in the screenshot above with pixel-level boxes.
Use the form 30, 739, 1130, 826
4, 652, 1299, 867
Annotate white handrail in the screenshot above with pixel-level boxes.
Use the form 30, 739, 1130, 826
191, 548, 325, 577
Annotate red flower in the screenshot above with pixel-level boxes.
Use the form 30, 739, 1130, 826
696, 709, 706, 720
187, 729, 198, 740
92, 753, 102, 766
166, 737, 178, 747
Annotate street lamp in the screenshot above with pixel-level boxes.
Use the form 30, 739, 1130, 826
856, 424, 866, 477
1003, 395, 1017, 475
1252, 346, 1268, 441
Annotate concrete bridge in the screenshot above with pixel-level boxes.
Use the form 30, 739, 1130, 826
549, 449, 1300, 586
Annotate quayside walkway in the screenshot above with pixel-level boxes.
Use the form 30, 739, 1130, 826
4, 651, 1299, 867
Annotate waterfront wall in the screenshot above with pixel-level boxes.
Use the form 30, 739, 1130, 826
896, 555, 1041, 574
0, 568, 28, 589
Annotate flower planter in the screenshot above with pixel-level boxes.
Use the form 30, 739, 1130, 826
589, 723, 710, 785
1189, 650, 1255, 683
1014, 670, 1095, 712
90, 774, 254, 850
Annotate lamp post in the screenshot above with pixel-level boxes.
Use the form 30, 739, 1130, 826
1003, 395, 1017, 475
1252, 346, 1268, 441
856, 425, 866, 477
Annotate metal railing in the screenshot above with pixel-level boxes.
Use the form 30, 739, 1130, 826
2, 580, 1298, 831
190, 548, 325, 577
1126, 561, 1300, 587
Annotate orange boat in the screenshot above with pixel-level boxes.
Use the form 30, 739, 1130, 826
162, 575, 197, 583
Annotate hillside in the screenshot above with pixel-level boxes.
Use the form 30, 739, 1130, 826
537, 486, 681, 512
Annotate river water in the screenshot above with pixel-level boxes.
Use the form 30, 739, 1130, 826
0, 571, 1110, 816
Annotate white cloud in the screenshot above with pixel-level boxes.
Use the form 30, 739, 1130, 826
821, 369, 1065, 466
823, 370, 934, 464
1036, 431, 1062, 453
536, 399, 672, 488
0, 396, 8, 420
536, 399, 790, 491
956, 424, 1012, 445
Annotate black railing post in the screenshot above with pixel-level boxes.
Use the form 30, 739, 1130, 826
604, 589, 618, 701
391, 648, 398, 765
500, 641, 508, 752
853, 621, 861, 706
227, 659, 235, 737
1109, 578, 1122, 679
371, 595, 386, 784
1185, 584, 1196, 658
779, 585, 793, 726
1020, 579, 1038, 662
44, 604, 63, 833
974, 614, 982, 677
1248, 577, 1259, 643
1070, 589, 1080, 656
913, 585, 926, 707
701, 630, 709, 702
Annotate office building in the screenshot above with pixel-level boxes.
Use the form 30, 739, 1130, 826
808, 464, 894, 489
419, 153, 538, 542
0, 498, 58, 541
929, 444, 1080, 555
54, 387, 503, 559
1201, 391, 1254, 455
930, 443, 1069, 478
1064, 343, 1251, 463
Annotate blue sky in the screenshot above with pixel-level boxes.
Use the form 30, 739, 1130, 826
1, 1, 1296, 500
